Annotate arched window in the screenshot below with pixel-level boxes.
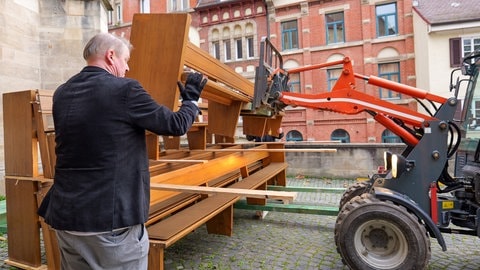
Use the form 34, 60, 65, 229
331, 129, 350, 143
382, 129, 402, 143
286, 130, 303, 141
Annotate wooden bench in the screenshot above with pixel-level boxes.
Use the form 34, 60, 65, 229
147, 162, 289, 269
3, 89, 290, 270
2, 13, 292, 270
127, 13, 284, 156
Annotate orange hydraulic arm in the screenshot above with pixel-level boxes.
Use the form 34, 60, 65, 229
276, 57, 448, 146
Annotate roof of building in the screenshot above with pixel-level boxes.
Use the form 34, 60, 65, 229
413, 0, 480, 25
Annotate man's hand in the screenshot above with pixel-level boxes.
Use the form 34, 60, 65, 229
177, 72, 208, 102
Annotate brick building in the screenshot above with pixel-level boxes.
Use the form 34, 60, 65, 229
109, 0, 418, 143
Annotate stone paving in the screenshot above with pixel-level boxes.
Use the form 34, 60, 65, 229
1, 178, 480, 269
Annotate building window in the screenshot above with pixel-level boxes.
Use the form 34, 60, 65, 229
463, 37, 480, 58
247, 36, 254, 58
140, 0, 150, 13
169, 0, 189, 12
108, 10, 113, 25
378, 62, 401, 99
327, 68, 342, 91
326, 12, 345, 44
376, 2, 397, 37
331, 129, 350, 143
235, 38, 243, 60
116, 4, 122, 24
450, 37, 480, 67
210, 23, 257, 63
286, 130, 303, 141
281, 20, 299, 50
382, 129, 402, 143
224, 40, 231, 61
212, 41, 220, 60
288, 73, 301, 93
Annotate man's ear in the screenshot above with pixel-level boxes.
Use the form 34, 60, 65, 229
106, 50, 115, 64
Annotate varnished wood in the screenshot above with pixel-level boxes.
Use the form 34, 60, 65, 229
5, 178, 42, 268
184, 41, 254, 100
148, 162, 288, 242
33, 90, 56, 179
128, 13, 189, 109
208, 100, 242, 138
243, 115, 284, 137
189, 148, 337, 153
150, 182, 297, 202
3, 14, 292, 270
3, 90, 39, 177
147, 242, 165, 270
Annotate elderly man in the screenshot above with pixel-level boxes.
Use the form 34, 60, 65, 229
38, 33, 207, 269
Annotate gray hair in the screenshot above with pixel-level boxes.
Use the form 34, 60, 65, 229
83, 33, 132, 60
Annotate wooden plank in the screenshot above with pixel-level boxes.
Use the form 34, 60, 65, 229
148, 242, 165, 270
149, 147, 271, 205
128, 14, 191, 156
149, 183, 297, 202
187, 124, 206, 150
161, 136, 180, 150
185, 41, 254, 99
148, 193, 238, 243
3, 260, 47, 270
5, 178, 42, 268
147, 193, 201, 226
206, 205, 233, 236
207, 100, 242, 138
128, 13, 189, 109
32, 92, 55, 179
156, 159, 208, 164
180, 72, 250, 105
3, 90, 39, 177
36, 182, 60, 270
243, 116, 267, 137
190, 148, 337, 153
3, 91, 44, 269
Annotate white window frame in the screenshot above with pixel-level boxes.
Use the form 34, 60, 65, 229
140, 0, 150, 13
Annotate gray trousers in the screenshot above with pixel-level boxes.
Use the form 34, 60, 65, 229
55, 224, 149, 270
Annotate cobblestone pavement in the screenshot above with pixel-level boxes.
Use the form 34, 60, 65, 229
1, 178, 480, 269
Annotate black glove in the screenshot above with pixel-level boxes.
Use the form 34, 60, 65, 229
177, 72, 207, 102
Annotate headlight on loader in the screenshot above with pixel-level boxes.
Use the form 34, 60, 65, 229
391, 154, 415, 178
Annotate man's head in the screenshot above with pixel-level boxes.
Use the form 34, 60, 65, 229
83, 33, 133, 77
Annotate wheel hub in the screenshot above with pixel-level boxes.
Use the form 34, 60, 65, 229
366, 227, 390, 249
354, 220, 408, 268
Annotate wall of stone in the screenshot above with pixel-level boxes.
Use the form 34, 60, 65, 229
285, 143, 406, 179
0, 0, 111, 195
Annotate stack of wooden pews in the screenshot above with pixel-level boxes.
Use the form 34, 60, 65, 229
2, 13, 292, 270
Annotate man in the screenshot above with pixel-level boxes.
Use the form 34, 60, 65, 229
37, 33, 207, 269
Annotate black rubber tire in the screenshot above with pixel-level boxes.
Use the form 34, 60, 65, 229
334, 193, 431, 270
339, 181, 371, 210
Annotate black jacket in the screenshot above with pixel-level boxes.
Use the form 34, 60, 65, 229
38, 66, 198, 232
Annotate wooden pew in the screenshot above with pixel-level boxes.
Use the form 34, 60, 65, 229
147, 162, 289, 269
2, 13, 291, 270
127, 13, 283, 154
3, 89, 289, 270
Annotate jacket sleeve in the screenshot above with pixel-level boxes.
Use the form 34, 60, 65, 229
125, 80, 198, 136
